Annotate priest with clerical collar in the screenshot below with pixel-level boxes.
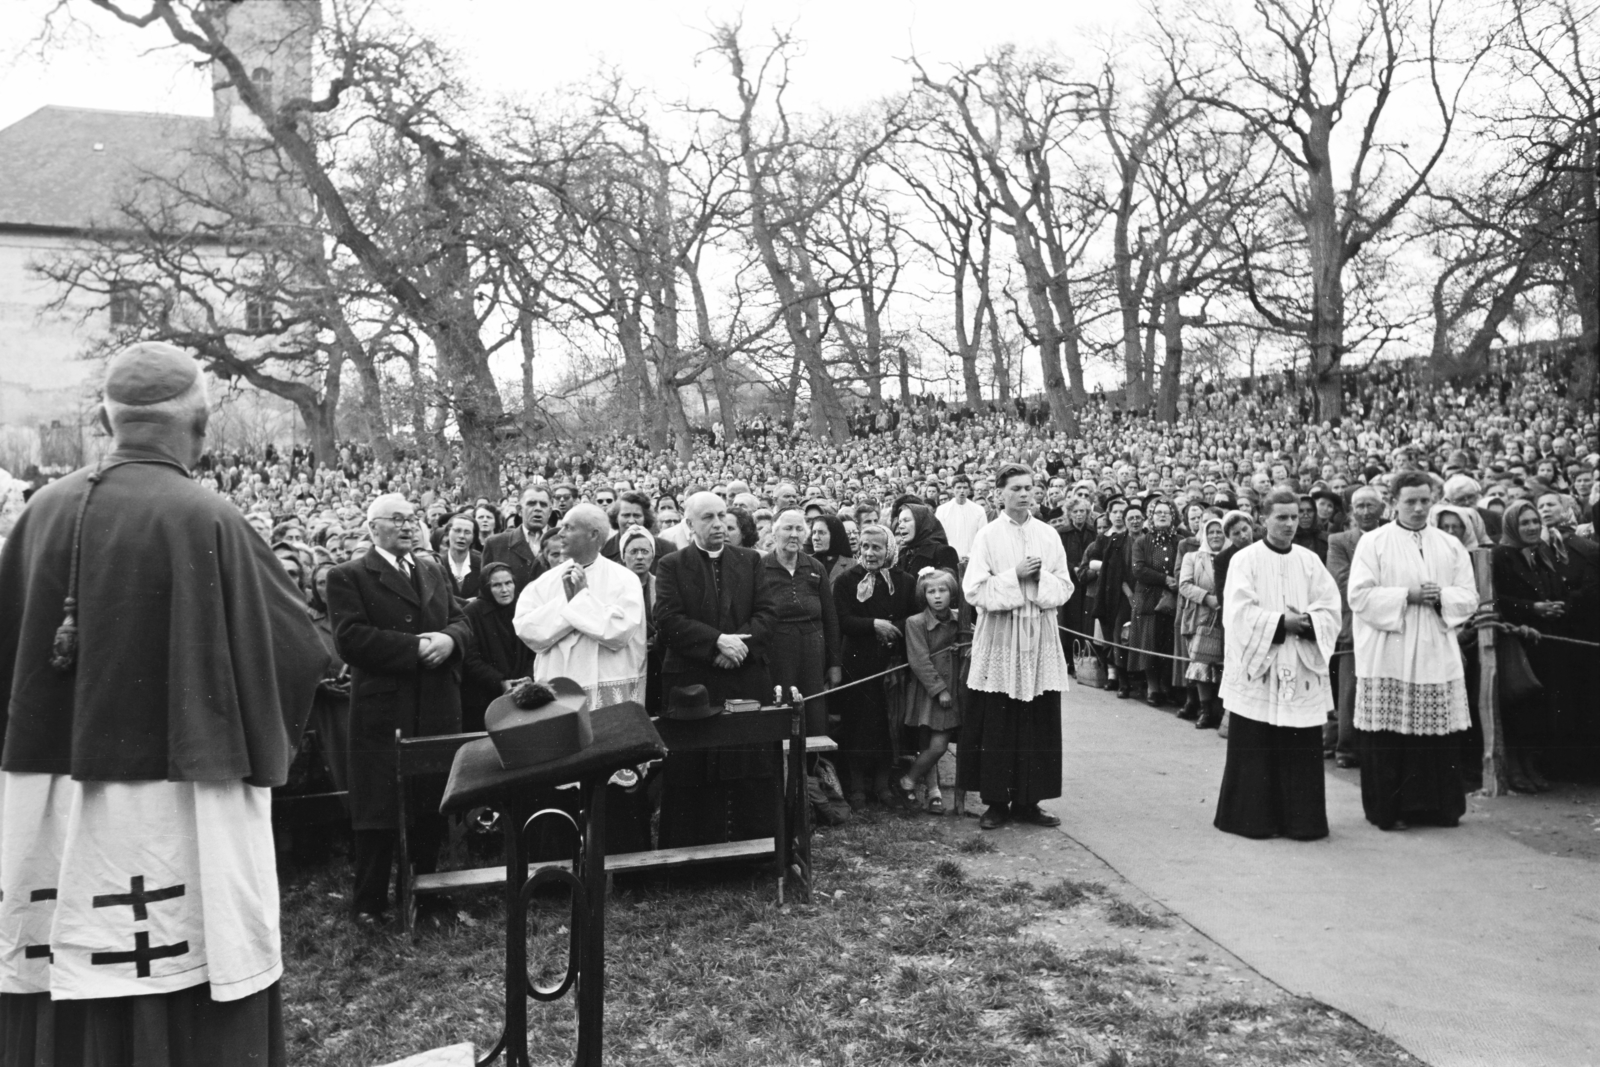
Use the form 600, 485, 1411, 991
1349, 471, 1478, 830
0, 342, 327, 1062
1214, 485, 1342, 841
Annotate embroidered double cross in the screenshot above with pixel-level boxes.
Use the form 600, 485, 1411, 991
92, 875, 184, 921
88, 875, 189, 978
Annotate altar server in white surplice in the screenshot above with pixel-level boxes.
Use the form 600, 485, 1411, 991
1214, 488, 1342, 841
514, 504, 646, 709
1349, 471, 1478, 831
961, 463, 1073, 831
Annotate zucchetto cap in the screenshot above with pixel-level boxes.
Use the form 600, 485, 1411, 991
103, 342, 199, 405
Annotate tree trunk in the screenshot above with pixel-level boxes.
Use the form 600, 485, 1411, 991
986, 301, 1011, 404
518, 309, 539, 436
1304, 106, 1345, 420
341, 335, 393, 465
1157, 292, 1183, 423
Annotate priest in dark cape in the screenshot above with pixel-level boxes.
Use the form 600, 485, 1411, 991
0, 343, 327, 1066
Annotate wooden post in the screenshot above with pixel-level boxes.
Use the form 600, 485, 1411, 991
1471, 548, 1506, 796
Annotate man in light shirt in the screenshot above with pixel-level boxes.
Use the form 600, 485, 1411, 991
935, 474, 990, 562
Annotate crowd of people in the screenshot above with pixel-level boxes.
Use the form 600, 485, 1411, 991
0, 338, 1594, 1060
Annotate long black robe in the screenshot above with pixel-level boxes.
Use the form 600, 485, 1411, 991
0, 445, 326, 1066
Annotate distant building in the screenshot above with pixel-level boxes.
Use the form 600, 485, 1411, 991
0, 0, 318, 451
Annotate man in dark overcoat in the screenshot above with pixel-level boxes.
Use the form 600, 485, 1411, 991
654, 491, 777, 846
327, 492, 472, 924
483, 484, 551, 596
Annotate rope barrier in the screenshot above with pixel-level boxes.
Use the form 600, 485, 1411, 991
1055, 622, 1353, 662
820, 641, 972, 698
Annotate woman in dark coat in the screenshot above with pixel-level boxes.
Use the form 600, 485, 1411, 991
1056, 498, 1098, 667
893, 502, 960, 576
1129, 498, 1181, 707
1492, 500, 1566, 792
308, 561, 351, 795
809, 513, 855, 583
764, 510, 842, 736
618, 525, 663, 714
833, 523, 917, 808
460, 562, 534, 733
1098, 500, 1139, 697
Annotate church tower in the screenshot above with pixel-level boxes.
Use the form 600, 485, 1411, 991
212, 0, 321, 139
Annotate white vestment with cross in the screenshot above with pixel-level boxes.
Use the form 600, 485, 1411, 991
0, 772, 279, 1001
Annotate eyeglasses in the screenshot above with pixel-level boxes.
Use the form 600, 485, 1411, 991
373, 513, 415, 525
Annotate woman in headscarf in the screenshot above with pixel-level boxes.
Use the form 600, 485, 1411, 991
1293, 495, 1328, 561
1178, 515, 1227, 729
833, 523, 917, 808
893, 502, 959, 576
809, 513, 855, 583
1429, 504, 1480, 549
1492, 499, 1565, 792
764, 509, 842, 736
618, 524, 662, 713
1129, 498, 1181, 707
461, 561, 535, 732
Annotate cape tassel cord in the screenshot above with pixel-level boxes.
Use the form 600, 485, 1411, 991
49, 456, 193, 674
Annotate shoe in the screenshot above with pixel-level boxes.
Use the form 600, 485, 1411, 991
895, 776, 918, 806
1323, 749, 1336, 760
846, 792, 866, 812
1015, 805, 1061, 828
1116, 685, 1132, 699
1145, 695, 1165, 709
1177, 700, 1200, 722
926, 795, 945, 815
1335, 755, 1359, 769
875, 787, 899, 808
979, 803, 1010, 830
352, 910, 388, 930
1382, 819, 1411, 832
1194, 710, 1219, 730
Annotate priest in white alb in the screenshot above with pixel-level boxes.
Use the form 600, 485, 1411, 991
1348, 471, 1478, 830
514, 503, 646, 709
962, 462, 1073, 831
1215, 487, 1342, 841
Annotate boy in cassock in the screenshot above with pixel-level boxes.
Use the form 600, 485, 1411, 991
1349, 471, 1478, 830
1214, 487, 1342, 840
0, 343, 327, 1064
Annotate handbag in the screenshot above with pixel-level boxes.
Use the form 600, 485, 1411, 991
1155, 589, 1178, 616
1189, 624, 1224, 664
1073, 640, 1106, 688
1496, 632, 1544, 707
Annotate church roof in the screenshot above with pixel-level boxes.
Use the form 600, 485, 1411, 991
0, 106, 212, 233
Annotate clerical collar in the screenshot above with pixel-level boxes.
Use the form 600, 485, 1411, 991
694, 540, 724, 559
1263, 539, 1292, 555
1396, 519, 1427, 532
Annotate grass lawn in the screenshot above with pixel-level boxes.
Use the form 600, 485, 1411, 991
281, 809, 1421, 1066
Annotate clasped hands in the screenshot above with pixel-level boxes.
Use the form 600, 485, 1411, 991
1015, 555, 1042, 582
561, 560, 587, 600
417, 632, 455, 668
1406, 582, 1442, 610
1281, 608, 1311, 637
714, 633, 750, 670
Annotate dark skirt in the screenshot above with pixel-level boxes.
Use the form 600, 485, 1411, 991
0, 982, 284, 1067
956, 691, 1063, 807
1214, 712, 1328, 840
768, 621, 829, 736
1128, 611, 1174, 674
835, 668, 894, 762
1356, 729, 1467, 829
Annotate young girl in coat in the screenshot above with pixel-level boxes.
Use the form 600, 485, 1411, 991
897, 567, 966, 814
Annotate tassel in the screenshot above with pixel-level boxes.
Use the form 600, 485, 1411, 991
50, 598, 78, 673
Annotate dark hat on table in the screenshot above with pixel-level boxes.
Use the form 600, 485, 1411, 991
663, 684, 719, 721
485, 676, 594, 768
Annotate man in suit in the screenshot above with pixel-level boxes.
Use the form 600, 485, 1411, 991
654, 491, 777, 846
1324, 485, 1385, 768
483, 485, 551, 596
440, 511, 482, 602
327, 492, 472, 926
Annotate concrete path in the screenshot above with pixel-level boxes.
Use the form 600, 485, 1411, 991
1036, 685, 1600, 1067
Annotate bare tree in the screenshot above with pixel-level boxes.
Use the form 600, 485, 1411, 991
913, 48, 1100, 433
1169, 0, 1488, 417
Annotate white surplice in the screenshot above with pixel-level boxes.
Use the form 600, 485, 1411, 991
0, 774, 280, 1002
1219, 542, 1342, 728
1348, 522, 1478, 735
963, 514, 1073, 700
935, 498, 990, 559
513, 555, 647, 708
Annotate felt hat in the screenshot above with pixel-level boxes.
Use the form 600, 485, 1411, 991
662, 684, 718, 721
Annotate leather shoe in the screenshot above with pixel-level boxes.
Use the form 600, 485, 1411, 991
1015, 805, 1061, 828
1335, 755, 1359, 769
979, 803, 1009, 830
352, 910, 388, 931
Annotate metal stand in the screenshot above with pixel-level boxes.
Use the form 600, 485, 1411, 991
480, 774, 608, 1067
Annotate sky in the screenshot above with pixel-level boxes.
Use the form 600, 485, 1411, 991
0, 0, 1131, 130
